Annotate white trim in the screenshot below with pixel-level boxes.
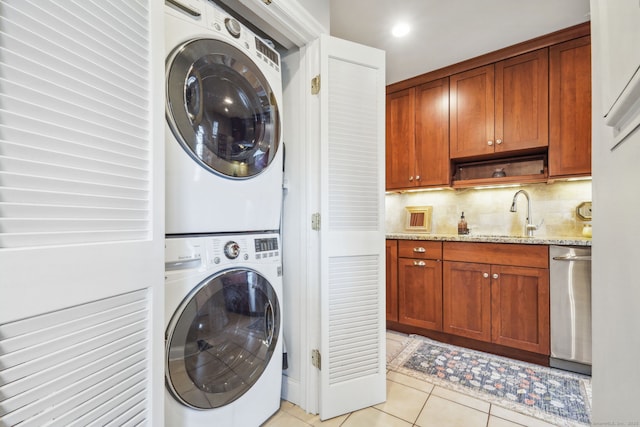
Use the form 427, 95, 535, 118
217, 0, 326, 48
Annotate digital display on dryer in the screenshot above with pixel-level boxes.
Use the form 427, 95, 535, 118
255, 37, 279, 66
255, 238, 278, 253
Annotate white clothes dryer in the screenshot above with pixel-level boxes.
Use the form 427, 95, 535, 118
165, 232, 283, 427
165, 0, 284, 235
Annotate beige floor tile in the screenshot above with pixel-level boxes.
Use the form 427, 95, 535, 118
261, 410, 312, 427
373, 379, 429, 423
490, 405, 558, 427
341, 407, 412, 427
309, 413, 349, 426
431, 385, 491, 413
281, 401, 321, 423
386, 330, 409, 343
488, 415, 526, 427
386, 370, 435, 394
415, 395, 489, 427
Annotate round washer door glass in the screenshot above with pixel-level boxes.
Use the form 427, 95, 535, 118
166, 268, 280, 409
166, 38, 280, 178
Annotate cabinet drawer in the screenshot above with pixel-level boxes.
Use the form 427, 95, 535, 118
398, 240, 442, 259
443, 241, 548, 268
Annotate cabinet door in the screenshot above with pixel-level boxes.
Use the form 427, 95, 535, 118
443, 261, 491, 342
495, 49, 549, 154
491, 265, 550, 354
399, 258, 443, 331
450, 65, 495, 159
386, 88, 416, 189
549, 36, 592, 178
386, 240, 399, 322
415, 78, 450, 186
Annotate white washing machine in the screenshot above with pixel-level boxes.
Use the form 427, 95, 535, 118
165, 0, 284, 235
165, 232, 283, 426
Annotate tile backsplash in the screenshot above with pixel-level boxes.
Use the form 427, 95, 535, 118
386, 180, 592, 238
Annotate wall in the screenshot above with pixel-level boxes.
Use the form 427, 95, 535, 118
386, 181, 592, 238
590, 0, 640, 423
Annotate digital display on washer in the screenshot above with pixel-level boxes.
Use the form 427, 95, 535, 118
255, 37, 279, 66
255, 237, 278, 252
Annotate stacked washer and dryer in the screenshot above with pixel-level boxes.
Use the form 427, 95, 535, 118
163, 0, 284, 426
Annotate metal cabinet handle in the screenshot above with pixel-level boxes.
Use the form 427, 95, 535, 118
413, 261, 426, 267
487, 140, 493, 146
492, 273, 499, 279
416, 175, 421, 181
409, 176, 414, 182
496, 139, 503, 145
413, 247, 426, 253
483, 272, 489, 278
552, 255, 591, 261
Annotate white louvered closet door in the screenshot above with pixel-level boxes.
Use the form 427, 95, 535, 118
318, 34, 386, 420
0, 1, 164, 425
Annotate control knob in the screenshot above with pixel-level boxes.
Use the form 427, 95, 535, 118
224, 17, 241, 38
224, 241, 240, 259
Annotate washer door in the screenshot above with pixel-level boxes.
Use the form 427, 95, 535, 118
166, 268, 280, 409
166, 38, 280, 179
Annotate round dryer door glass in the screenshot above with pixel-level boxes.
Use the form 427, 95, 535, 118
166, 268, 280, 409
166, 38, 280, 179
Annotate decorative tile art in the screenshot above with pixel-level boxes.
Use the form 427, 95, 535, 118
388, 335, 591, 427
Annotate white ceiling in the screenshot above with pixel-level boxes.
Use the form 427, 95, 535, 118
329, 0, 591, 85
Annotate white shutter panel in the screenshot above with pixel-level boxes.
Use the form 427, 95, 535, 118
0, 0, 163, 425
0, 0, 151, 248
319, 34, 386, 420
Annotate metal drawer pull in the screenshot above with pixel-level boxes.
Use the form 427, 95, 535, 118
483, 272, 489, 278
413, 261, 426, 267
492, 273, 499, 279
413, 247, 426, 253
552, 255, 591, 261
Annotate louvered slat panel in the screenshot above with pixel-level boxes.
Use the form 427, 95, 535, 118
0, 289, 149, 426
328, 58, 380, 231
327, 255, 380, 385
0, 0, 151, 248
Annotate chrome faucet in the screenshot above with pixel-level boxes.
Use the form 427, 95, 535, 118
510, 190, 542, 237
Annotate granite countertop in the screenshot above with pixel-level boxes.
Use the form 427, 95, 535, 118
386, 233, 592, 247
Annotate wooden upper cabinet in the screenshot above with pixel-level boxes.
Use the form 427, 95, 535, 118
495, 49, 549, 154
450, 49, 549, 160
386, 79, 450, 190
386, 88, 416, 189
450, 65, 495, 159
549, 36, 592, 178
415, 78, 450, 186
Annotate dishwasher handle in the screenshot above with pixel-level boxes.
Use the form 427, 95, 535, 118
552, 255, 592, 261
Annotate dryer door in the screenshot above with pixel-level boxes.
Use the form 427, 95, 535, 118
166, 39, 280, 179
166, 268, 280, 409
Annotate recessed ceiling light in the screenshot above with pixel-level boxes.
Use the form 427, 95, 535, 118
391, 22, 410, 38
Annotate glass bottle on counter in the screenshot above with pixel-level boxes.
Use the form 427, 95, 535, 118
458, 212, 468, 235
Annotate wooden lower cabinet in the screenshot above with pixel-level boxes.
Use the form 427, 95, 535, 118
386, 240, 398, 322
398, 257, 442, 330
443, 242, 550, 355
389, 240, 551, 360
443, 261, 491, 342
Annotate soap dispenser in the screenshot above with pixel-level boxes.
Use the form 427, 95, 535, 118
458, 212, 468, 235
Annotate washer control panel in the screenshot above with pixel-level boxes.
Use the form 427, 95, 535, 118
165, 233, 281, 273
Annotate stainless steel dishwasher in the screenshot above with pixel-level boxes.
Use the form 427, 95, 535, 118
549, 245, 592, 375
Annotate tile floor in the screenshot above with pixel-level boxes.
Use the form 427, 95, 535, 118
261, 331, 562, 427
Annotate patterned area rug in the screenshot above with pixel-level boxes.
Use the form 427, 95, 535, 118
388, 335, 592, 427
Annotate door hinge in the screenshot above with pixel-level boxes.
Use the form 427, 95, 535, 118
311, 75, 320, 95
311, 212, 321, 231
312, 349, 321, 370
